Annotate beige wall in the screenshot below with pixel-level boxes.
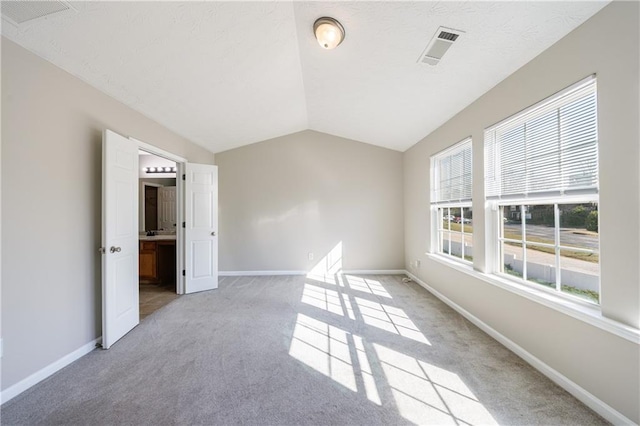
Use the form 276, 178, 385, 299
404, 2, 639, 422
216, 130, 404, 272
1, 38, 214, 391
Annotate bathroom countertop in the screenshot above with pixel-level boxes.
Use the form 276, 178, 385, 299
139, 234, 177, 241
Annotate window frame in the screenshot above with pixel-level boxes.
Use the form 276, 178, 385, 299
493, 196, 600, 306
484, 76, 600, 306
430, 137, 473, 264
435, 204, 474, 264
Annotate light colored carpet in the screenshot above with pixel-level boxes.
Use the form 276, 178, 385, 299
1, 274, 607, 425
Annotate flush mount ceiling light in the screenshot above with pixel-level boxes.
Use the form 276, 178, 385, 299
313, 17, 345, 50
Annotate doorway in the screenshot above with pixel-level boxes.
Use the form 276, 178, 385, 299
138, 151, 179, 320
102, 129, 219, 348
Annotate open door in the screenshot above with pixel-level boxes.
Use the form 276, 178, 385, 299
158, 185, 177, 231
102, 130, 139, 349
184, 163, 218, 294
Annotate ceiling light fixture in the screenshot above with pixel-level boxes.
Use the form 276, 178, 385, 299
313, 17, 345, 50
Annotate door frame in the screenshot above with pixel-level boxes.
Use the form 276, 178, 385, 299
131, 137, 187, 295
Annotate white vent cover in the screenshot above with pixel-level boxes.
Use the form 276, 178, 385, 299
418, 27, 464, 66
1, 1, 73, 25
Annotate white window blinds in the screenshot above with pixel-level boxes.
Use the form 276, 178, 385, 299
485, 76, 598, 200
432, 138, 472, 204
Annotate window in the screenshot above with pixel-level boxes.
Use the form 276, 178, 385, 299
485, 76, 599, 303
431, 138, 473, 263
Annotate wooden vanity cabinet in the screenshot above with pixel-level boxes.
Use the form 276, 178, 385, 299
139, 241, 158, 281
139, 240, 177, 286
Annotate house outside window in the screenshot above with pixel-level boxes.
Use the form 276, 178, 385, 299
484, 76, 599, 303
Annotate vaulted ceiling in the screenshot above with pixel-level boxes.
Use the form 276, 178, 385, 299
2, 1, 608, 153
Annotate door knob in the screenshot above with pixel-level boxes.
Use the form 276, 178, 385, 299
110, 246, 121, 253
211, 232, 216, 236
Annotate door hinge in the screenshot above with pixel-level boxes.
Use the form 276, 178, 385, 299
182, 174, 186, 181
182, 270, 186, 276
182, 222, 186, 228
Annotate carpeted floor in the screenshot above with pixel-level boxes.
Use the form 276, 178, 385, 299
1, 274, 607, 425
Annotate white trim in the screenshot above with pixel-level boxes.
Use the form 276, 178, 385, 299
425, 253, 640, 344
484, 75, 596, 133
404, 271, 635, 426
131, 137, 187, 163
433, 136, 472, 158
490, 193, 599, 206
0, 337, 101, 405
219, 269, 406, 277
341, 269, 406, 275
219, 270, 307, 276
176, 162, 185, 295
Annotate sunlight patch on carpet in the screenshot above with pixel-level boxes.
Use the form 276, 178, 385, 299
344, 275, 392, 299
374, 343, 498, 425
355, 297, 430, 345
289, 313, 357, 391
301, 284, 345, 316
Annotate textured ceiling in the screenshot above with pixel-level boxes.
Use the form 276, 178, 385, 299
2, 1, 608, 153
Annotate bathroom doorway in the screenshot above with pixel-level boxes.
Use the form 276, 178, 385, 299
138, 151, 179, 320
102, 130, 218, 348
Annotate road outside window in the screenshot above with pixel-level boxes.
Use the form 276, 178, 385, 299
499, 203, 599, 303
438, 206, 473, 263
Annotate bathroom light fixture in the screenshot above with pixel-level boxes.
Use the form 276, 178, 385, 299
144, 166, 177, 174
314, 17, 345, 50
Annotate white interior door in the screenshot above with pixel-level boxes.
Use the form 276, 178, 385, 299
184, 163, 218, 294
102, 129, 139, 349
158, 186, 176, 231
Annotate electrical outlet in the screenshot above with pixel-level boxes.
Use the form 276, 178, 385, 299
416, 260, 421, 268
308, 252, 314, 261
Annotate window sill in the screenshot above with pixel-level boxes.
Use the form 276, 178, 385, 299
425, 253, 640, 344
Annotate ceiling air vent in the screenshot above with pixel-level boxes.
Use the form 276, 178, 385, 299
1, 0, 74, 26
418, 27, 464, 66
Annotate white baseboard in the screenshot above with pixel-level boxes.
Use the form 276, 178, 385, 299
404, 271, 635, 426
1, 337, 101, 405
342, 269, 406, 275
219, 269, 406, 277
219, 270, 307, 276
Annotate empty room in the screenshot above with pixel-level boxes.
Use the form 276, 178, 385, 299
1, 1, 639, 425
